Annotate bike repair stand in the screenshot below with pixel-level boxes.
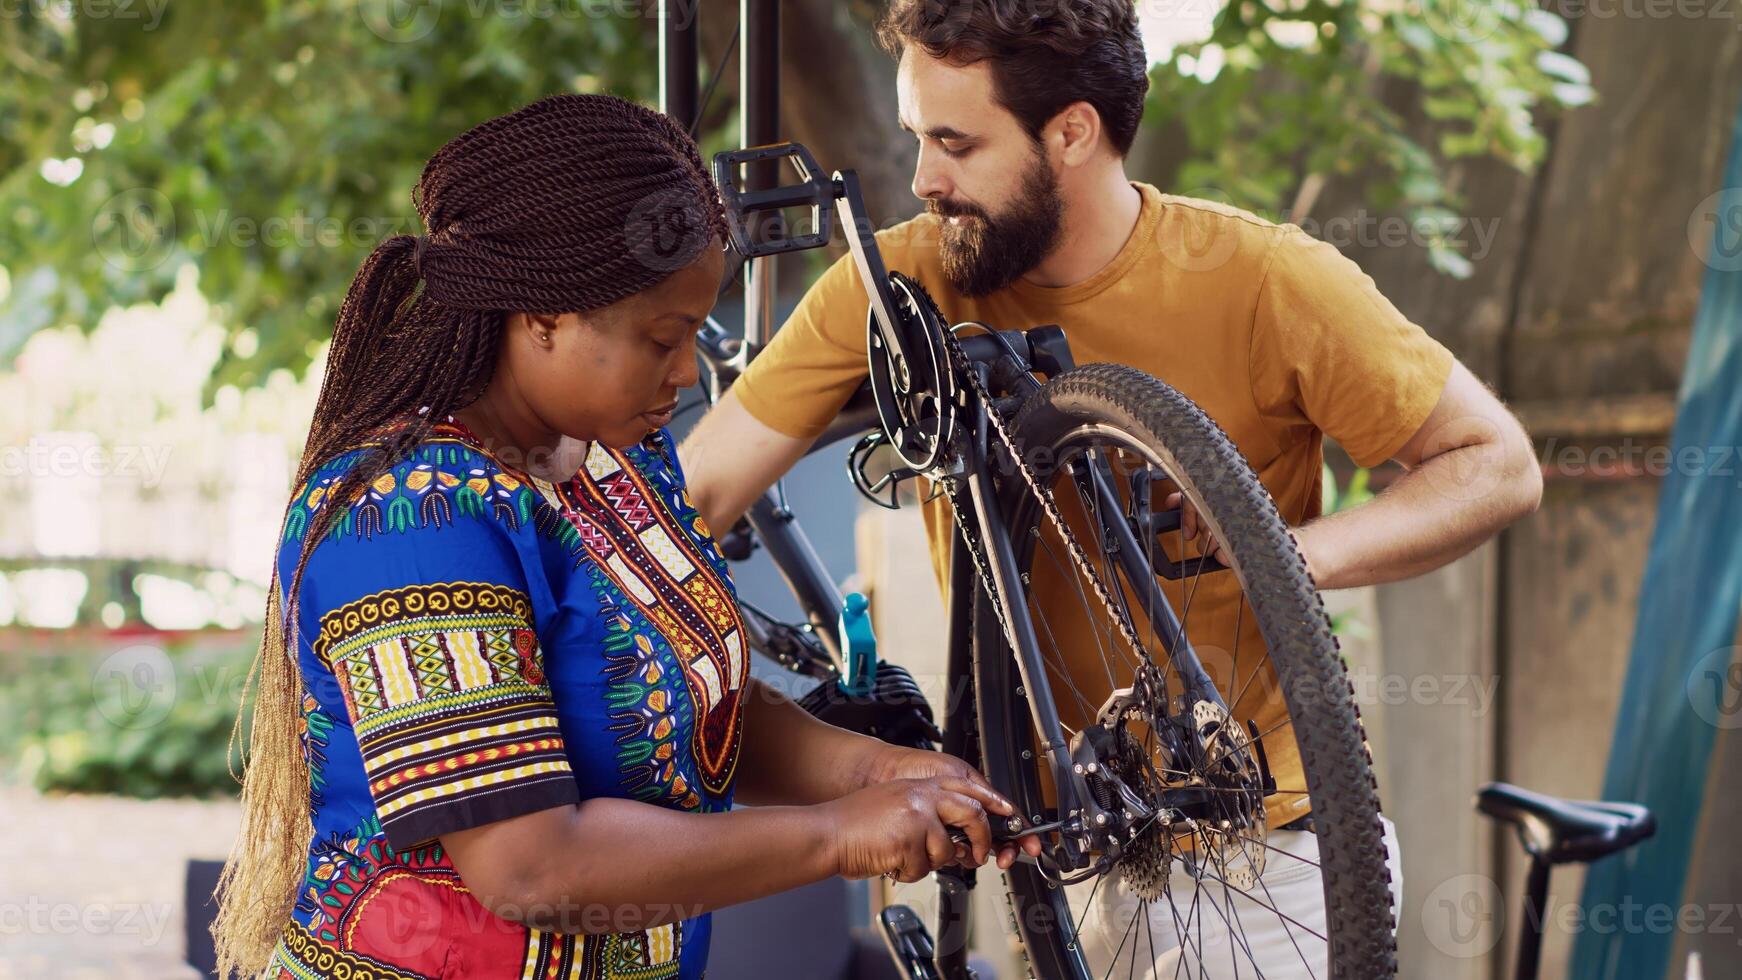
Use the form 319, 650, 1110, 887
660, 0, 779, 354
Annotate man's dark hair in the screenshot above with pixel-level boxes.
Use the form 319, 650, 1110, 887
877, 0, 1150, 156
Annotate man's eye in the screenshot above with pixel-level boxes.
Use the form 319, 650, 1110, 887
941, 144, 970, 159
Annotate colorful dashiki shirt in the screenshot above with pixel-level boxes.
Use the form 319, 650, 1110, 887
267, 416, 748, 980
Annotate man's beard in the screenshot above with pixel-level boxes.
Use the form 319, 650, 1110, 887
930, 149, 1063, 298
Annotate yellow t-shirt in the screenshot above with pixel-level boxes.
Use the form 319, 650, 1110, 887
732, 183, 1454, 828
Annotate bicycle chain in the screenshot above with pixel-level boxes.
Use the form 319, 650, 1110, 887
896, 280, 1178, 975
894, 278, 1278, 967
907, 279, 1150, 677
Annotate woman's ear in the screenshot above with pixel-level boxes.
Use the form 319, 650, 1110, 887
514, 311, 560, 347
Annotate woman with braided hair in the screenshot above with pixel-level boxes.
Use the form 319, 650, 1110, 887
211, 94, 1031, 979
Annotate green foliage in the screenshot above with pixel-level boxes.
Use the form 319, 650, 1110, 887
0, 0, 1596, 386
3, 637, 256, 798
1330, 607, 1373, 641
1320, 461, 1375, 642
1321, 461, 1373, 514
1148, 1, 1595, 278
0, 0, 658, 387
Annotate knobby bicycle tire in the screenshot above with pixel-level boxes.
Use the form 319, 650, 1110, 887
971, 363, 1396, 979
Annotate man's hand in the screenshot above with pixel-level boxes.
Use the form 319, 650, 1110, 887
1161, 490, 1227, 567
856, 744, 1045, 871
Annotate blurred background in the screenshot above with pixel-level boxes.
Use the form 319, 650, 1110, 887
2, 1, 1739, 978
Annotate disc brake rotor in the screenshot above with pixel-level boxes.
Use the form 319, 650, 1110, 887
1077, 692, 1270, 899
1180, 700, 1268, 890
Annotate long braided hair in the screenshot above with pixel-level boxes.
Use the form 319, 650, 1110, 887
213, 93, 728, 977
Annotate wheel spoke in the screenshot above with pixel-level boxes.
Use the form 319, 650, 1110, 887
1034, 532, 1123, 710
1180, 870, 1328, 944
980, 414, 1382, 978
1251, 860, 1320, 980
1103, 884, 1146, 980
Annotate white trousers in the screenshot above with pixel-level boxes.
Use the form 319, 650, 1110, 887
1063, 815, 1403, 978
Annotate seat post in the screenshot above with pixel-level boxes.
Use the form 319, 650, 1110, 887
1515, 856, 1552, 980
1476, 782, 1657, 980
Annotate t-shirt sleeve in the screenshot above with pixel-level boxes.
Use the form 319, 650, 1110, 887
1248, 228, 1456, 468
298, 497, 578, 850
730, 249, 874, 440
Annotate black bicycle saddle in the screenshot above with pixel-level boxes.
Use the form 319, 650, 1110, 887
1476, 781, 1656, 864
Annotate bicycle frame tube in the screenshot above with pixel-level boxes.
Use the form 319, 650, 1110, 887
930, 532, 981, 980
742, 491, 847, 670
955, 388, 1086, 861
1072, 453, 1223, 707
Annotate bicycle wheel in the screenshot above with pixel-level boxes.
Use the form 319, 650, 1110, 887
971, 363, 1395, 979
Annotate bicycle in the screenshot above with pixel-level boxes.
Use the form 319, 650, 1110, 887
694, 140, 1399, 979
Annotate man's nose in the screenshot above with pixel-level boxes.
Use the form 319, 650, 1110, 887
911, 145, 951, 202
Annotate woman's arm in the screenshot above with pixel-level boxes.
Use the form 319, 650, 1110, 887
730, 675, 888, 806
444, 799, 831, 935
443, 776, 1010, 934
727, 677, 1044, 870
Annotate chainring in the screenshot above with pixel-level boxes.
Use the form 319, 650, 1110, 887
866, 272, 957, 472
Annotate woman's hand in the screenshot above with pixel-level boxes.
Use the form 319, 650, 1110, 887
822, 776, 1010, 882
858, 744, 1000, 797
854, 747, 1048, 873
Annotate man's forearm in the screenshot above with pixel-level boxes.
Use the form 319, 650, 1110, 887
732, 675, 886, 806
680, 391, 815, 535
1295, 443, 1541, 590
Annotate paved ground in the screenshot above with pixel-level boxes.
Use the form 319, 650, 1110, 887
0, 782, 239, 979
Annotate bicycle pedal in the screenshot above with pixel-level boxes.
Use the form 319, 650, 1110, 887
878, 903, 940, 980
